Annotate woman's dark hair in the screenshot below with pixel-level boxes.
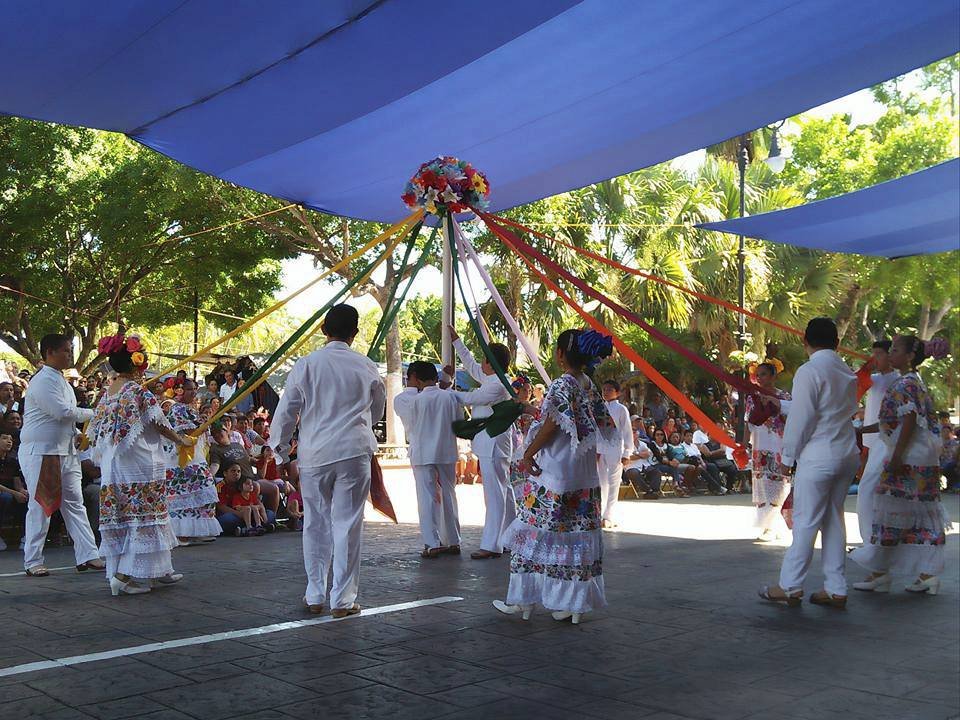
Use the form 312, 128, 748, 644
556, 329, 590, 371
872, 339, 892, 352
107, 350, 134, 374
898, 335, 926, 367
757, 362, 777, 376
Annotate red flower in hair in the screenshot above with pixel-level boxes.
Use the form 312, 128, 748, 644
97, 334, 125, 356
125, 336, 143, 353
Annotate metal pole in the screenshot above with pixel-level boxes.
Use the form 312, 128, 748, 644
193, 287, 199, 380
440, 215, 455, 371
736, 138, 749, 444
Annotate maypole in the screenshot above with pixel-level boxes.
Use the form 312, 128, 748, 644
441, 215, 455, 371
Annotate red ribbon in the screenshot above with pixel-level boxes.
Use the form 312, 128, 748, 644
488, 213, 749, 467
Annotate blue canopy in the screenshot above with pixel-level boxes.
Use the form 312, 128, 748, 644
699, 160, 960, 257
2, 1, 958, 222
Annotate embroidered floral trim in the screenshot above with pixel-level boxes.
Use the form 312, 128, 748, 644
99, 481, 169, 528
89, 381, 171, 457
509, 553, 602, 581
880, 373, 939, 440
514, 478, 601, 533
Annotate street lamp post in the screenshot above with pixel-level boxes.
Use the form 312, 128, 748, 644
736, 137, 749, 445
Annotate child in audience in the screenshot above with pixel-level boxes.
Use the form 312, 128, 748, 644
286, 476, 304, 531
394, 360, 463, 558
226, 472, 271, 536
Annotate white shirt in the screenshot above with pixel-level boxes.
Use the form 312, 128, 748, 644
781, 349, 858, 467
601, 399, 634, 462
18, 365, 94, 456
862, 370, 899, 450
691, 429, 710, 446
625, 440, 653, 470
681, 442, 702, 459
394, 385, 462, 465
450, 339, 512, 459
219, 381, 238, 403
271, 341, 386, 468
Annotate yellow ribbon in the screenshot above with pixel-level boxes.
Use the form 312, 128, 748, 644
179, 222, 413, 463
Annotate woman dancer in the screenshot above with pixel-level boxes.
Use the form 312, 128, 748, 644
851, 336, 950, 594
494, 329, 614, 624
746, 363, 793, 540
87, 334, 192, 596
164, 379, 221, 546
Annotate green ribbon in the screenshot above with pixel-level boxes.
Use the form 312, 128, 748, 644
367, 221, 423, 356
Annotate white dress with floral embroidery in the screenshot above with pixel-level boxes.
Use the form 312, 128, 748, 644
746, 388, 792, 531
163, 402, 221, 539
88, 381, 178, 580
501, 373, 616, 613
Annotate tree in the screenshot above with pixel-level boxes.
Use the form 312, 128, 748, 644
0, 117, 292, 372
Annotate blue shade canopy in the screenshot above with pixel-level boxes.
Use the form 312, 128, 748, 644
699, 160, 960, 257
1, 1, 958, 222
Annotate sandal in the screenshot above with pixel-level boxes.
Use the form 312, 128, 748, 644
420, 546, 441, 559
809, 590, 847, 609
25, 565, 50, 577
440, 545, 461, 555
758, 585, 803, 607
470, 549, 503, 560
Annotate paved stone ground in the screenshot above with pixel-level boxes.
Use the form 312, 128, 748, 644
1, 490, 957, 720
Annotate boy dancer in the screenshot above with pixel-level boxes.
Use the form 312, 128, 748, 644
598, 380, 634, 528
395, 361, 463, 558
446, 327, 514, 559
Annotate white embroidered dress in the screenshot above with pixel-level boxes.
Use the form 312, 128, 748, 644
501, 373, 615, 613
164, 402, 221, 539
746, 388, 792, 531
88, 381, 177, 580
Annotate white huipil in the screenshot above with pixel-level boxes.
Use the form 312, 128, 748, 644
597, 399, 633, 523
88, 382, 178, 581
856, 370, 899, 543
19, 365, 99, 571
746, 389, 793, 531
778, 349, 859, 597
450, 339, 514, 553
502, 373, 615, 613
163, 402, 221, 539
394, 385, 464, 549
271, 341, 386, 610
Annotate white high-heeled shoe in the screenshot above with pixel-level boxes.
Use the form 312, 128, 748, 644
109, 576, 151, 596
852, 573, 892, 593
550, 611, 583, 624
153, 573, 184, 586
905, 576, 940, 595
492, 600, 533, 620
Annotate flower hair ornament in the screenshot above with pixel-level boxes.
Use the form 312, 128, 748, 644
511, 375, 531, 390
97, 332, 149, 373
576, 330, 614, 371
923, 336, 950, 361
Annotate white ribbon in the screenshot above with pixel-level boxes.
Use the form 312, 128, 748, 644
451, 218, 551, 384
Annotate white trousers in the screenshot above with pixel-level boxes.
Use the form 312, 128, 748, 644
20, 453, 99, 571
412, 463, 460, 549
479, 456, 513, 552
299, 455, 371, 610
779, 452, 859, 597
598, 455, 623, 522
856, 447, 884, 544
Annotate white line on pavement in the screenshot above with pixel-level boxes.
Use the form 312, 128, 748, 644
0, 565, 75, 578
0, 595, 464, 678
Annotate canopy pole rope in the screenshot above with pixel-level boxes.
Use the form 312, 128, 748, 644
495, 220, 748, 466
491, 214, 870, 362
189, 223, 411, 443
451, 218, 551, 384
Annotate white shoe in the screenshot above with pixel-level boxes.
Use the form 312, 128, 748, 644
550, 611, 583, 624
852, 573, 892, 593
153, 573, 184, 586
109, 576, 151, 596
492, 600, 533, 620
905, 576, 940, 595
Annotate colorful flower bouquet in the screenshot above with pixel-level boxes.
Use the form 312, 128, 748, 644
402, 156, 490, 215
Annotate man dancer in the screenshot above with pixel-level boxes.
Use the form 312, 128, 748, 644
20, 334, 104, 576
395, 361, 463, 558
272, 305, 385, 617
598, 379, 634, 528
447, 327, 513, 559
854, 340, 898, 546
759, 318, 859, 608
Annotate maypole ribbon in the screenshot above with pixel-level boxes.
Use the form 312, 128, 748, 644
152, 208, 424, 382
187, 222, 414, 446
479, 210, 771, 400
499, 225, 748, 467
491, 214, 870, 363
367, 223, 423, 355
451, 218, 551, 384
452, 228, 490, 343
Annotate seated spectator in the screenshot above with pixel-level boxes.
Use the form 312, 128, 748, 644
661, 416, 678, 438
237, 415, 266, 451
690, 420, 709, 446
252, 417, 270, 443
0, 431, 28, 550
695, 432, 739, 492
680, 429, 726, 494
234, 378, 255, 415
622, 435, 660, 499
2, 410, 23, 452
649, 428, 693, 497
198, 379, 219, 404
227, 475, 273, 536
665, 431, 703, 496
0, 381, 17, 414
79, 447, 102, 543
221, 415, 245, 446
631, 415, 649, 444
941, 425, 959, 492
208, 423, 256, 479
219, 369, 239, 403
285, 475, 303, 530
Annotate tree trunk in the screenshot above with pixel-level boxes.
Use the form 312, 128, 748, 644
918, 302, 932, 339
383, 316, 404, 446
835, 282, 863, 344
925, 300, 953, 339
